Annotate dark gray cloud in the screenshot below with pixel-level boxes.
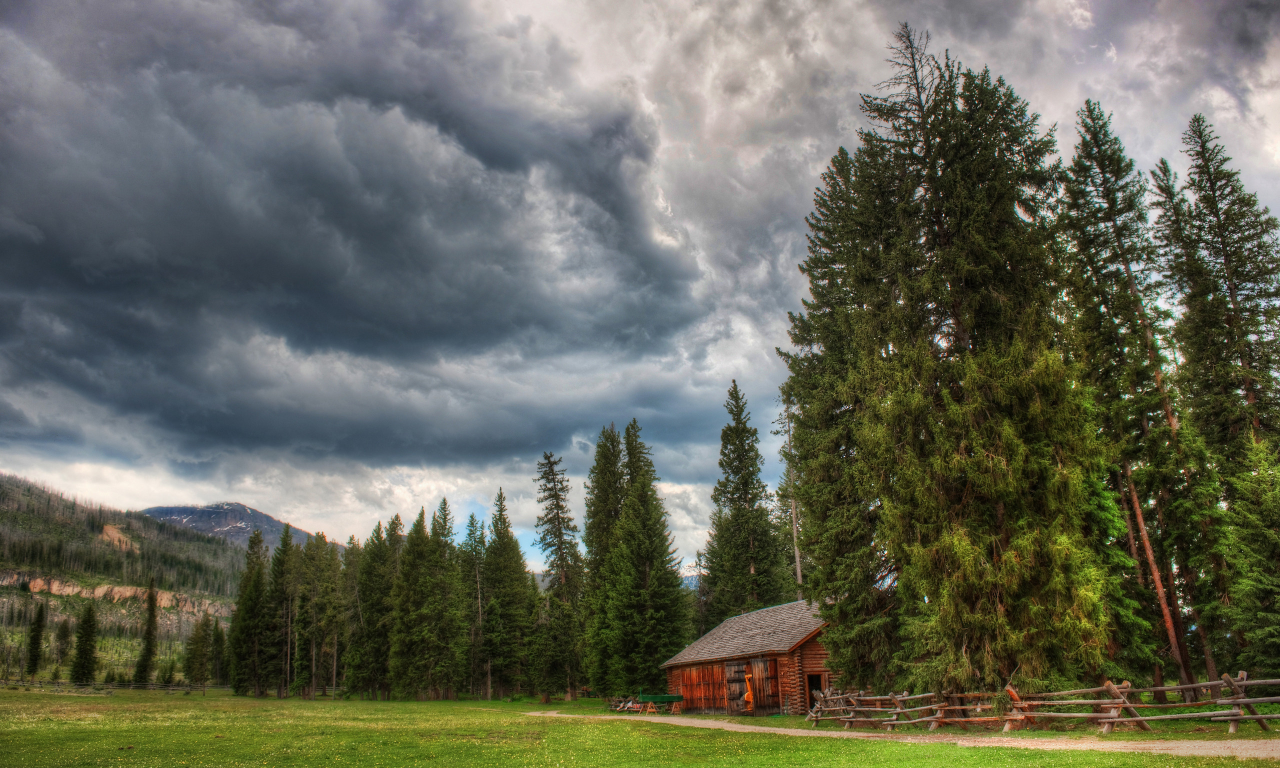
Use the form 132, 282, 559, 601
0, 0, 709, 465
0, 0, 1277, 558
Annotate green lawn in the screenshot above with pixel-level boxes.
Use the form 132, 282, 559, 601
1, 688, 1275, 767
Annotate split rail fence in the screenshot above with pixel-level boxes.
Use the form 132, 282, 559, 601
807, 672, 1280, 735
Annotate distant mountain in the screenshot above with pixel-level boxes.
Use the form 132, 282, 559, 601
142, 502, 324, 550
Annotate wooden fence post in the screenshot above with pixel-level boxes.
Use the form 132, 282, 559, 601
1104, 680, 1152, 732
1003, 685, 1028, 733
1222, 672, 1270, 733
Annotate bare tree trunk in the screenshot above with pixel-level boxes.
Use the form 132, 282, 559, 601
1124, 462, 1192, 688
787, 411, 803, 600
1152, 663, 1168, 704
1117, 481, 1144, 587
1165, 563, 1196, 697
1191, 605, 1219, 681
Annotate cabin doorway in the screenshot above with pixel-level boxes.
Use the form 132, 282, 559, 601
806, 674, 824, 711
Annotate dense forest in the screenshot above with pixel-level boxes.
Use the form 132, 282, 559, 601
223, 418, 710, 700
783, 25, 1280, 694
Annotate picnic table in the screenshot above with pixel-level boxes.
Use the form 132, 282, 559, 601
610, 694, 683, 714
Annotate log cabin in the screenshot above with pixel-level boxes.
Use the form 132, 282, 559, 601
661, 600, 832, 715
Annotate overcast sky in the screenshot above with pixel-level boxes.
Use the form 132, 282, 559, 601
1, 0, 1277, 569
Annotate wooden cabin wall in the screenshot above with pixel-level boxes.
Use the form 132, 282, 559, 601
670, 662, 727, 713
669, 658, 782, 715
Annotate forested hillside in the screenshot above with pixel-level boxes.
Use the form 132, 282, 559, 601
0, 474, 242, 597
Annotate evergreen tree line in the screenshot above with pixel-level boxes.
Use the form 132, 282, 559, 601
784, 25, 1280, 693
225, 419, 698, 699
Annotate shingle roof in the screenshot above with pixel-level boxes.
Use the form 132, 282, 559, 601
661, 600, 825, 668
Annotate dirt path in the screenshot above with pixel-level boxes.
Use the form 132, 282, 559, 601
525, 711, 1280, 760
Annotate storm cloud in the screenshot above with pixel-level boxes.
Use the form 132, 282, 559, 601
0, 0, 1276, 562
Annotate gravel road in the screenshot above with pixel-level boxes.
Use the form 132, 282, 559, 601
525, 711, 1280, 760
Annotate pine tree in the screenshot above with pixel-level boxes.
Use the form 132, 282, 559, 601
390, 509, 432, 698
1153, 115, 1280, 676
133, 578, 159, 687
185, 612, 213, 694
423, 500, 466, 698
1224, 439, 1280, 676
597, 420, 689, 694
345, 516, 401, 700
584, 425, 627, 574
69, 602, 97, 686
319, 537, 344, 697
296, 532, 341, 699
24, 601, 44, 677
228, 529, 271, 696
534, 453, 586, 699
1165, 115, 1280, 479
583, 424, 625, 694
54, 619, 72, 666
781, 26, 1125, 691
780, 140, 899, 692
338, 536, 362, 692
210, 620, 227, 686
1061, 100, 1227, 684
483, 490, 532, 698
266, 525, 300, 697
458, 512, 487, 696
701, 381, 788, 631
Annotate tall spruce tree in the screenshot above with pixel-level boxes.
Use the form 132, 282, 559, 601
1061, 101, 1223, 684
459, 512, 487, 696
534, 453, 586, 699
69, 602, 97, 686
597, 419, 689, 694
700, 381, 788, 631
295, 532, 341, 699
319, 536, 344, 696
1153, 115, 1280, 676
1162, 115, 1280, 478
338, 536, 362, 691
266, 525, 300, 697
483, 490, 532, 698
390, 510, 433, 698
133, 578, 159, 687
781, 26, 1126, 692
229, 529, 271, 696
345, 516, 401, 699
583, 424, 625, 694
24, 601, 44, 677
422, 500, 466, 698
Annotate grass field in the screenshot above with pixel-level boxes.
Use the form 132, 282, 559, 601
2, 688, 1277, 768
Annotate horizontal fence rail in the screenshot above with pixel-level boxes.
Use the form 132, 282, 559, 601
806, 672, 1280, 736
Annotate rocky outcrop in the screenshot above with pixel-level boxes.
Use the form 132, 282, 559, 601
0, 570, 231, 618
